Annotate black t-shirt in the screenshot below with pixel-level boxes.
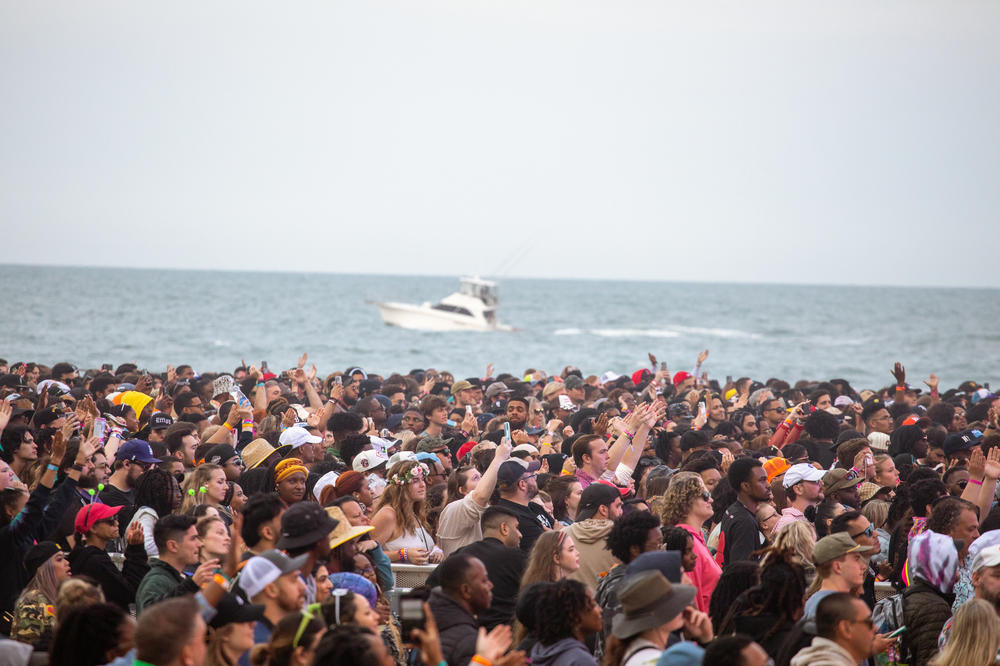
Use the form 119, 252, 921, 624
427, 537, 526, 630
494, 498, 554, 553
99, 484, 136, 528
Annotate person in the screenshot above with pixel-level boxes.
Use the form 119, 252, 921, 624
493, 458, 555, 553
198, 514, 232, 564
661, 471, 721, 612
774, 463, 825, 534
427, 552, 495, 666
253, 606, 326, 666
545, 474, 583, 525
100, 438, 160, 519
719, 457, 771, 566
924, 497, 980, 610
204, 592, 266, 666
702, 634, 772, 666
529, 578, 603, 666
437, 440, 510, 556
136, 514, 215, 614
603, 569, 710, 666
133, 596, 207, 666
274, 502, 339, 605
520, 529, 581, 590
68, 502, 149, 610
372, 459, 444, 565
180, 462, 230, 516
11, 541, 70, 649
791, 592, 883, 666
938, 542, 1000, 652
822, 468, 861, 510
932, 599, 1000, 666
903, 530, 961, 665
241, 493, 285, 558
48, 601, 136, 666
803, 533, 871, 621
561, 481, 621, 590
236, 550, 309, 648
128, 467, 183, 557
273, 458, 309, 506
427, 505, 526, 630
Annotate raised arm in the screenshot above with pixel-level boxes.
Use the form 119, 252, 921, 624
470, 440, 511, 507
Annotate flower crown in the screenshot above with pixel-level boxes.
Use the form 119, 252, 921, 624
390, 463, 429, 486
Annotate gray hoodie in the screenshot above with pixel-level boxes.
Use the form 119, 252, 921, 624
529, 637, 599, 666
790, 636, 859, 666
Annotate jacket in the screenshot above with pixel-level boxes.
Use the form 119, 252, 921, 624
719, 500, 766, 567
68, 542, 149, 611
566, 518, 617, 591
428, 588, 479, 666
529, 637, 599, 666
427, 537, 526, 630
135, 558, 200, 614
790, 636, 859, 666
677, 522, 721, 613
903, 578, 954, 666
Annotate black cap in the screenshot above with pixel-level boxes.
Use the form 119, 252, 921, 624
209, 592, 267, 628
576, 482, 622, 521
204, 444, 239, 466
0, 374, 28, 389
32, 405, 65, 428
149, 412, 174, 430
944, 429, 984, 457
276, 502, 339, 550
23, 541, 62, 581
497, 459, 541, 489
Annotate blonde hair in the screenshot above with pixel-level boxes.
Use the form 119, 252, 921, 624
180, 463, 224, 514
660, 472, 705, 526
765, 521, 815, 571
932, 599, 1000, 666
862, 500, 890, 530
55, 578, 105, 624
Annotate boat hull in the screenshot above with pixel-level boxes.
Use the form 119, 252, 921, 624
375, 302, 512, 332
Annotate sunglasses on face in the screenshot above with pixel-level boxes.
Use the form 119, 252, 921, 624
700, 491, 712, 502
851, 524, 875, 539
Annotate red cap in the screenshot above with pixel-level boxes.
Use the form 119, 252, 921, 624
597, 479, 630, 497
74, 503, 122, 534
672, 371, 693, 386
631, 369, 651, 386
261, 372, 277, 381
456, 441, 477, 461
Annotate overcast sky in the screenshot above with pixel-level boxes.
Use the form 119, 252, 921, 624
2, 1, 998, 287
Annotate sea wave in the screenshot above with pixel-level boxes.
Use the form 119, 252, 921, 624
591, 329, 681, 338
670, 325, 762, 340
554, 328, 583, 335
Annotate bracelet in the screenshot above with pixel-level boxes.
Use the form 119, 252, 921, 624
256, 381, 264, 387
970, 478, 984, 486
623, 429, 635, 439
46, 463, 59, 472
210, 573, 230, 591
223, 422, 235, 432
71, 464, 84, 472
471, 656, 492, 666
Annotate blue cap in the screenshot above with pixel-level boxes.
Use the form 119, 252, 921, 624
114, 439, 161, 464
415, 452, 441, 465
656, 641, 704, 666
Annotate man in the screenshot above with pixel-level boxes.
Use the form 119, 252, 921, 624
417, 436, 455, 474
494, 459, 553, 552
163, 422, 200, 470
862, 398, 893, 436
792, 593, 881, 666
100, 439, 160, 514
451, 380, 479, 412
236, 550, 308, 648
419, 395, 449, 438
775, 463, 825, 533
704, 635, 771, 666
136, 514, 216, 613
505, 397, 530, 431
398, 407, 425, 434
173, 390, 206, 419
573, 434, 609, 489
829, 510, 882, 608
943, 429, 984, 466
203, 444, 244, 481
484, 381, 513, 412
67, 503, 149, 610
939, 543, 1000, 650
427, 553, 493, 666
50, 362, 79, 385
804, 410, 841, 469
354, 396, 388, 431
802, 533, 872, 621
823, 468, 861, 509
719, 458, 772, 566
680, 430, 711, 462
275, 502, 339, 604
146, 412, 173, 445
564, 375, 586, 407
760, 397, 787, 431
133, 596, 208, 666
428, 506, 525, 629
566, 481, 624, 591
240, 494, 285, 559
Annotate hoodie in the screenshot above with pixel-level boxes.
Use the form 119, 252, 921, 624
565, 519, 617, 591
790, 636, 859, 666
530, 637, 598, 666
68, 542, 148, 611
427, 588, 479, 666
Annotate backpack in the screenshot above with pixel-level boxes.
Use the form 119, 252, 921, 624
873, 591, 912, 665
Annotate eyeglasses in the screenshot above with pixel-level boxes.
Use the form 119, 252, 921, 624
293, 602, 324, 648
851, 524, 874, 539
700, 491, 712, 502
851, 616, 875, 629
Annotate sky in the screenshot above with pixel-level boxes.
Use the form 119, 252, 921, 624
2, 1, 999, 287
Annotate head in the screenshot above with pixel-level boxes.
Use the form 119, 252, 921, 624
815, 593, 875, 662
545, 475, 584, 522
241, 493, 285, 551
180, 463, 228, 512
926, 497, 979, 560
572, 434, 609, 476
273, 458, 309, 504
521, 529, 580, 585
480, 505, 522, 549
606, 510, 662, 564
154, 514, 202, 568
576, 482, 624, 521
196, 515, 231, 560
702, 635, 770, 666
662, 526, 697, 572
374, 460, 430, 536
439, 553, 493, 613
661, 471, 713, 526
533, 579, 602, 644
50, 602, 135, 666
134, 597, 206, 666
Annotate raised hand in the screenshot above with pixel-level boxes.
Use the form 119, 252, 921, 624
0, 400, 11, 433
476, 624, 513, 662
192, 559, 221, 586
292, 368, 308, 386
166, 365, 177, 383
967, 446, 985, 480
984, 446, 1000, 480
593, 413, 609, 438
50, 429, 68, 464
125, 520, 145, 546
329, 383, 344, 402
923, 373, 939, 393
648, 352, 658, 367
484, 363, 495, 379
281, 408, 297, 428
307, 364, 318, 381
410, 601, 444, 665
891, 362, 906, 385
134, 374, 153, 395
297, 353, 308, 370
697, 349, 709, 365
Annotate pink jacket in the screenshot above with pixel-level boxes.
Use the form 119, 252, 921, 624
678, 523, 722, 613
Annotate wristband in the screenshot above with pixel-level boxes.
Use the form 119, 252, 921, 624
970, 478, 983, 486
623, 429, 635, 439
71, 464, 84, 472
211, 573, 231, 591
471, 657, 492, 666
256, 381, 265, 387
46, 463, 59, 472
223, 422, 235, 432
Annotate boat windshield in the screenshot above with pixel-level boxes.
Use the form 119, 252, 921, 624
432, 303, 474, 317
459, 280, 498, 306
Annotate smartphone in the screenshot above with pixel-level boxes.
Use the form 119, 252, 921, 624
503, 421, 512, 442
334, 376, 342, 386
465, 405, 473, 415
726, 375, 732, 384
445, 419, 457, 428
93, 418, 106, 441
261, 361, 269, 372
101, 363, 113, 372
886, 625, 907, 638
398, 592, 427, 642
659, 362, 667, 370
865, 452, 874, 467
698, 403, 707, 419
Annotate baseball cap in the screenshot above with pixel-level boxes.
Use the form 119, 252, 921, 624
451, 380, 473, 396
822, 468, 860, 495
576, 482, 623, 521
209, 592, 266, 629
972, 544, 1000, 573
0, 374, 28, 389
600, 371, 622, 385
416, 436, 453, 454
353, 450, 389, 473
387, 451, 417, 469
279, 426, 322, 449
149, 412, 174, 430
813, 532, 873, 565
672, 371, 693, 386
312, 471, 339, 501
485, 382, 513, 399
276, 502, 339, 550
943, 429, 984, 457
497, 459, 541, 489
32, 405, 65, 429
203, 444, 239, 466
23, 541, 62, 581
114, 439, 161, 464
782, 463, 825, 489
512, 443, 540, 456
763, 458, 791, 483
74, 503, 123, 534
238, 550, 309, 599
541, 381, 564, 400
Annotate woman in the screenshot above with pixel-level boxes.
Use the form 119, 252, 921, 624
529, 578, 603, 666
180, 463, 229, 516
662, 527, 697, 574
547, 475, 583, 526
204, 592, 264, 666
756, 505, 781, 540
197, 515, 231, 564
11, 541, 71, 649
329, 570, 405, 665
251, 607, 326, 666
933, 598, 1000, 666
129, 468, 181, 557
862, 500, 891, 569
314, 565, 333, 603
814, 498, 845, 539
335, 471, 374, 509
769, 521, 816, 585
273, 458, 308, 507
226, 482, 248, 515
320, 588, 381, 632
521, 530, 581, 587
372, 460, 443, 565
904, 530, 960, 665
49, 602, 136, 666
661, 472, 721, 613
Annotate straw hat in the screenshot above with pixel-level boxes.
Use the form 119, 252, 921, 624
325, 506, 375, 550
241, 438, 291, 470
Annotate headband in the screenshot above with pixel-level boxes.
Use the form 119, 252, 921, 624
274, 458, 308, 484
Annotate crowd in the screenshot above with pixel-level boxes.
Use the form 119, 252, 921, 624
0, 351, 999, 666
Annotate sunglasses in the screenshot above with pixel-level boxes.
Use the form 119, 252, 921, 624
700, 491, 712, 502
851, 524, 875, 539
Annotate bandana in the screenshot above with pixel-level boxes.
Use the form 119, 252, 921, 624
274, 458, 308, 484
908, 530, 959, 594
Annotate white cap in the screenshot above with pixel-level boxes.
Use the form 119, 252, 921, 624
279, 426, 322, 448
973, 544, 1000, 573
782, 463, 826, 488
600, 371, 622, 385
369, 436, 397, 456
312, 471, 339, 501
512, 443, 540, 456
237, 550, 308, 599
353, 450, 389, 473
388, 450, 417, 469
834, 395, 854, 407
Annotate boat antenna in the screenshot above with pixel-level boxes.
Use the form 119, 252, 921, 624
490, 242, 531, 278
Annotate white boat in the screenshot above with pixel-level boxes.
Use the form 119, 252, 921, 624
374, 277, 514, 332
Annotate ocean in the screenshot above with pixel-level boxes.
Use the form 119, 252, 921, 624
1, 265, 998, 392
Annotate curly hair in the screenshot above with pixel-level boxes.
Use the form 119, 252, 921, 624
50, 602, 129, 666
660, 472, 705, 526
534, 578, 594, 645
709, 561, 759, 630
134, 467, 178, 518
719, 554, 805, 640
313, 625, 384, 666
180, 463, 224, 514
606, 510, 660, 563
373, 460, 429, 539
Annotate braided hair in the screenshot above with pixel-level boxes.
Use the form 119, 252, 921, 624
134, 467, 178, 518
